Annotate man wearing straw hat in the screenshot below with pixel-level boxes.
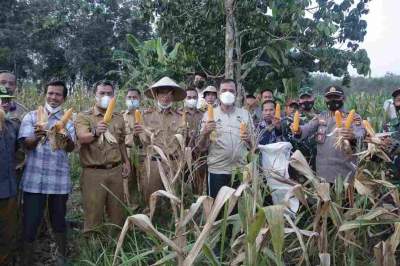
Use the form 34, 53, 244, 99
133, 76, 186, 204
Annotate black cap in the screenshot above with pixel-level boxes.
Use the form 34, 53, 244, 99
324, 85, 344, 97
392, 88, 400, 98
246, 93, 256, 99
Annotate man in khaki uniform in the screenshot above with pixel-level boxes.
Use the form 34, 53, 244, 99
133, 77, 186, 204
179, 87, 206, 194
123, 87, 142, 206
75, 80, 131, 233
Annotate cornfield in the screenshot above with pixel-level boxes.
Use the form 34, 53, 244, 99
16, 88, 399, 266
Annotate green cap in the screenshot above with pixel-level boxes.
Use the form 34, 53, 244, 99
299, 87, 313, 98
0, 85, 14, 99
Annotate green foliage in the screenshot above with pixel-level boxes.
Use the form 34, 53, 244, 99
147, 0, 371, 96
113, 35, 196, 91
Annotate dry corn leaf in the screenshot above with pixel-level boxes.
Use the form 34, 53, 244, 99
289, 150, 319, 186
113, 214, 182, 266
316, 183, 331, 203
183, 186, 236, 266
319, 253, 330, 266
149, 190, 181, 221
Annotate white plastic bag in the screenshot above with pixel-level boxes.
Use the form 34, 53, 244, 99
259, 142, 299, 213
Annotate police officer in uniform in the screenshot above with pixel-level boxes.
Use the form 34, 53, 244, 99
293, 85, 365, 183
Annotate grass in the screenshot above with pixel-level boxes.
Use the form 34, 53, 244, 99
15, 88, 399, 265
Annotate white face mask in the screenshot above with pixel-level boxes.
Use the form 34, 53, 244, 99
219, 91, 235, 106
126, 99, 140, 110
157, 101, 172, 110
184, 99, 197, 109
45, 102, 62, 114
96, 95, 111, 109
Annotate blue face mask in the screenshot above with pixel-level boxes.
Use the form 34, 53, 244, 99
126, 99, 140, 110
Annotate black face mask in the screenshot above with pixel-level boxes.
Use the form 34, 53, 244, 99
195, 80, 205, 89
300, 101, 314, 111
326, 100, 343, 111
395, 105, 400, 112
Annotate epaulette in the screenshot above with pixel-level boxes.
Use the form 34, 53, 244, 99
82, 109, 93, 115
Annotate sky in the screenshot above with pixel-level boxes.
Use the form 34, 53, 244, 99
358, 0, 400, 77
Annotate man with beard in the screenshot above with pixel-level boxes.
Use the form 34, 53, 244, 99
293, 85, 365, 183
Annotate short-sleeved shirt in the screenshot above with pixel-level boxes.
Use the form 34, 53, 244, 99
75, 106, 125, 167
257, 120, 283, 145
200, 106, 253, 174
0, 118, 20, 199
138, 107, 184, 157
18, 109, 75, 194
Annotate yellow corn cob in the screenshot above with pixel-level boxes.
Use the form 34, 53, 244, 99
275, 103, 281, 119
103, 97, 116, 124
207, 104, 214, 121
292, 111, 300, 133
54, 108, 73, 132
240, 122, 247, 135
134, 109, 142, 124
335, 111, 342, 128
363, 120, 375, 136
345, 109, 355, 129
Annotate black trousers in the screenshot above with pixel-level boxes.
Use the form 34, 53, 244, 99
22, 192, 68, 242
207, 172, 239, 198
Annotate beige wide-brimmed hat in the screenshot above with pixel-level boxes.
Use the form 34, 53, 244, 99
144, 77, 186, 101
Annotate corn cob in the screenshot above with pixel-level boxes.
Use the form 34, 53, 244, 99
54, 108, 73, 132
103, 97, 116, 124
363, 120, 375, 136
345, 109, 355, 129
335, 111, 342, 128
275, 103, 281, 119
207, 104, 214, 121
292, 111, 300, 133
134, 109, 142, 124
240, 122, 247, 135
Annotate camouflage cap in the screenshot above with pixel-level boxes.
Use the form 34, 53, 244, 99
0, 85, 14, 98
299, 87, 313, 98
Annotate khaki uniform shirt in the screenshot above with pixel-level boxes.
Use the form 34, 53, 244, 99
300, 110, 365, 183
178, 107, 204, 148
75, 106, 125, 167
138, 107, 184, 157
200, 106, 253, 175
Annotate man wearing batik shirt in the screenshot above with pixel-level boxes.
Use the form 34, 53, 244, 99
18, 80, 75, 265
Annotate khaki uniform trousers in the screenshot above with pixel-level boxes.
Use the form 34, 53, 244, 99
81, 165, 125, 233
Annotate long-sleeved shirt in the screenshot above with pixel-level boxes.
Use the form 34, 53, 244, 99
0, 118, 19, 199
299, 110, 365, 183
257, 120, 283, 145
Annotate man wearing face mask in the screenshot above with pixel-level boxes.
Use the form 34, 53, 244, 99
18, 80, 75, 264
0, 70, 28, 120
293, 85, 365, 183
123, 87, 142, 207
193, 72, 208, 109
75, 80, 130, 235
198, 79, 253, 198
179, 87, 207, 194
296, 87, 318, 169
133, 77, 186, 204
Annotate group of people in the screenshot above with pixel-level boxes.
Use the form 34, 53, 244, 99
1, 70, 400, 265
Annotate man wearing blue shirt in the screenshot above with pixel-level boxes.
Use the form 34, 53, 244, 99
0, 85, 20, 265
19, 80, 75, 265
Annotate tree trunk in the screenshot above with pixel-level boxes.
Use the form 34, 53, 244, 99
224, 0, 235, 80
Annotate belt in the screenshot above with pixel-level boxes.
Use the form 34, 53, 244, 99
86, 162, 121, 170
